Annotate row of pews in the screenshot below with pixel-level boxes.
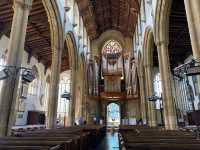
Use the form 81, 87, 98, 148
119, 125, 200, 150
0, 125, 106, 150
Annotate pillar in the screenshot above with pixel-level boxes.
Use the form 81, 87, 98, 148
81, 67, 86, 120
184, 0, 200, 92
157, 41, 177, 130
184, 0, 200, 59
47, 47, 62, 129
69, 67, 76, 126
144, 64, 157, 127
0, 0, 33, 136
138, 72, 147, 124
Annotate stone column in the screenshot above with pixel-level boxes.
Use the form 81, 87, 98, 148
47, 47, 62, 129
184, 0, 200, 91
184, 0, 200, 59
144, 64, 157, 127
0, 0, 33, 136
138, 73, 147, 124
157, 41, 177, 130
81, 68, 86, 120
69, 67, 76, 126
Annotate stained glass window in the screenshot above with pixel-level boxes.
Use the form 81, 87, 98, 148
102, 40, 122, 55
102, 40, 122, 65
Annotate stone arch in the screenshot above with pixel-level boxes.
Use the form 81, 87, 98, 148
42, 0, 64, 53
136, 50, 142, 75
66, 32, 78, 70
98, 30, 125, 52
87, 61, 94, 95
92, 30, 126, 55
79, 53, 87, 119
154, 0, 172, 44
74, 2, 80, 34
141, 26, 158, 126
65, 32, 78, 125
154, 0, 178, 130
143, 26, 154, 67
135, 50, 145, 121
42, 0, 65, 129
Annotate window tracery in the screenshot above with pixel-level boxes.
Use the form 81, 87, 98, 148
28, 66, 39, 96
57, 71, 71, 126
102, 40, 122, 60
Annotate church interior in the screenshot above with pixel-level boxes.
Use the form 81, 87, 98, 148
0, 0, 200, 149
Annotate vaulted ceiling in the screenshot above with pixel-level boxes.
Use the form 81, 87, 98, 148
77, 0, 141, 40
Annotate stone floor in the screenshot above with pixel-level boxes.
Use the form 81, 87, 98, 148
95, 131, 119, 150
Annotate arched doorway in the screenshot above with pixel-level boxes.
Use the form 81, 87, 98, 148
107, 103, 121, 127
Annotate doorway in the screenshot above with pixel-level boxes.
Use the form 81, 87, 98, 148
107, 103, 121, 127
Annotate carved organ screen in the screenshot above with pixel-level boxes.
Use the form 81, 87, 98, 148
101, 40, 123, 92
102, 40, 123, 75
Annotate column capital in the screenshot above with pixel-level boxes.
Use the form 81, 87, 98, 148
14, 0, 33, 10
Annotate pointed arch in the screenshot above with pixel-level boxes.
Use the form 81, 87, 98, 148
143, 26, 154, 67
42, 0, 64, 54
154, 0, 172, 44
66, 32, 78, 70
65, 32, 78, 125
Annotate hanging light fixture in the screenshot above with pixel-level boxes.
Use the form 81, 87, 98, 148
0, 68, 9, 80
61, 90, 71, 100
22, 70, 35, 83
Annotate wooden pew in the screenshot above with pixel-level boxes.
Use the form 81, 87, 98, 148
119, 125, 200, 150
0, 125, 106, 150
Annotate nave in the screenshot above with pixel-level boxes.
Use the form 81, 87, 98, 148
0, 0, 200, 149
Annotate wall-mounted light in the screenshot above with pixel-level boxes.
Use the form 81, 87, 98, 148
147, 95, 162, 102
22, 70, 35, 83
0, 65, 35, 100
0, 68, 9, 80
20, 82, 29, 99
61, 91, 71, 100
64, 6, 71, 12
72, 23, 77, 28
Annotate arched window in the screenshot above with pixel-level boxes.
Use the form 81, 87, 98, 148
57, 70, 71, 126
65, 0, 74, 24
102, 40, 123, 92
74, 3, 79, 35
107, 103, 121, 126
0, 53, 6, 95
44, 75, 50, 109
87, 63, 94, 95
28, 66, 39, 95
153, 73, 162, 97
153, 73, 162, 109
102, 40, 123, 73
102, 40, 122, 57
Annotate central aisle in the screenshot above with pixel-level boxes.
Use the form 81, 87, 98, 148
95, 131, 119, 150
